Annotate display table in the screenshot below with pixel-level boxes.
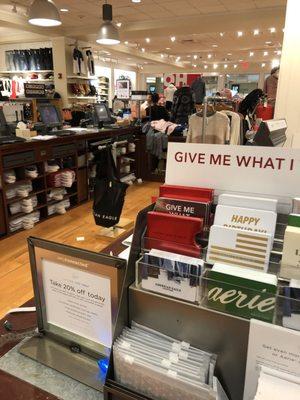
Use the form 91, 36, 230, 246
0, 230, 130, 399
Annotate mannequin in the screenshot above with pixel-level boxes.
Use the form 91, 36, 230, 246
164, 83, 177, 111
190, 76, 206, 104
264, 66, 280, 103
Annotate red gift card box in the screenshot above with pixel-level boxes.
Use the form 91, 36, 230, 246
145, 211, 203, 257
159, 184, 214, 202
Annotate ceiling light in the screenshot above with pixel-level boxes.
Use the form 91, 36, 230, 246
272, 59, 280, 68
193, 64, 197, 68
282, 28, 285, 33
193, 55, 198, 59
224, 64, 228, 69
171, 36, 176, 42
263, 51, 268, 56
141, 47, 145, 52
234, 64, 237, 69
249, 51, 254, 57
96, 3, 120, 45
227, 53, 232, 56
116, 22, 122, 27
220, 32, 224, 37
204, 65, 208, 69
60, 8, 69, 12
265, 41, 272, 45
166, 47, 171, 50
160, 54, 164, 58
146, 37, 150, 43
187, 55, 191, 58
212, 44, 218, 48
276, 50, 282, 55
124, 41, 128, 45
28, 0, 62, 26
270, 27, 276, 33
132, 0, 141, 3
262, 63, 266, 67
253, 29, 259, 35
208, 54, 212, 59
237, 31, 243, 37
213, 64, 218, 69
239, 59, 243, 62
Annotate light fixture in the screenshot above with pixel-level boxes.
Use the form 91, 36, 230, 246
124, 41, 128, 45
96, 3, 120, 45
270, 27, 276, 33
249, 51, 254, 57
265, 41, 272, 45
116, 22, 122, 27
237, 31, 243, 37
263, 51, 268, 56
213, 63, 218, 69
132, 0, 141, 3
227, 53, 232, 56
160, 54, 164, 58
253, 29, 259, 35
220, 32, 224, 37
187, 55, 191, 58
166, 47, 171, 50
272, 59, 280, 68
212, 44, 218, 48
234, 64, 237, 69
146, 37, 150, 43
277, 50, 282, 55
28, 0, 62, 26
282, 28, 285, 33
170, 36, 176, 42
193, 55, 198, 59
193, 64, 197, 68
224, 64, 228, 69
262, 63, 266, 67
141, 47, 145, 52
239, 59, 243, 62
208, 54, 212, 59
204, 65, 208, 69
60, 8, 69, 12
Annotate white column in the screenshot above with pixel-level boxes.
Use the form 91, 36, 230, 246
275, 0, 300, 147
217, 74, 225, 91
52, 37, 68, 108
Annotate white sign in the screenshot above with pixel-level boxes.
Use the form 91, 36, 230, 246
42, 259, 112, 348
116, 79, 130, 99
166, 144, 300, 209
243, 319, 300, 400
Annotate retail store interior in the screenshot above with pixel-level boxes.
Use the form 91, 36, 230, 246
1, 1, 300, 400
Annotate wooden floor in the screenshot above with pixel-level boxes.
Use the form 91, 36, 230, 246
0, 181, 160, 318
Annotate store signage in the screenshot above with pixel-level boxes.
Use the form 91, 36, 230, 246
24, 83, 46, 98
166, 143, 300, 200
116, 79, 130, 99
243, 320, 300, 400
164, 73, 202, 88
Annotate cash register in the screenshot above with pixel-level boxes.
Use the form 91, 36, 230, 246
93, 103, 119, 129
0, 109, 26, 145
38, 103, 74, 136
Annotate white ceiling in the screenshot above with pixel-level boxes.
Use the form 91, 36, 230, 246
0, 0, 287, 72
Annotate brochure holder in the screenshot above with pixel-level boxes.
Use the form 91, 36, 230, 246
19, 237, 126, 391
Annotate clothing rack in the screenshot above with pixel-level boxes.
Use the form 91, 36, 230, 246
201, 96, 234, 142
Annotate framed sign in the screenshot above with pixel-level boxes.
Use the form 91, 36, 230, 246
24, 83, 46, 98
20, 237, 126, 390
116, 79, 130, 99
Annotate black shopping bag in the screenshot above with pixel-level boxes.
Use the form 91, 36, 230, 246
93, 147, 128, 228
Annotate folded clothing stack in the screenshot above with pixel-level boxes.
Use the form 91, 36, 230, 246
45, 160, 60, 173
113, 322, 217, 400
9, 211, 40, 232
47, 199, 70, 216
9, 195, 38, 215
5, 182, 33, 199
25, 165, 39, 179
4, 169, 16, 184
47, 169, 75, 188
47, 188, 67, 201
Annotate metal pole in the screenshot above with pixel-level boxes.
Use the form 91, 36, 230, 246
202, 96, 208, 143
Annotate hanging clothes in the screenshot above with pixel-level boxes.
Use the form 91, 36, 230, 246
171, 86, 194, 124
86, 50, 95, 76
165, 83, 177, 110
220, 110, 241, 145
187, 112, 230, 144
190, 77, 206, 104
73, 48, 86, 75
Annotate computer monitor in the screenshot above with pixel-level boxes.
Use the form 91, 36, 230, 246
93, 103, 112, 128
38, 103, 62, 130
